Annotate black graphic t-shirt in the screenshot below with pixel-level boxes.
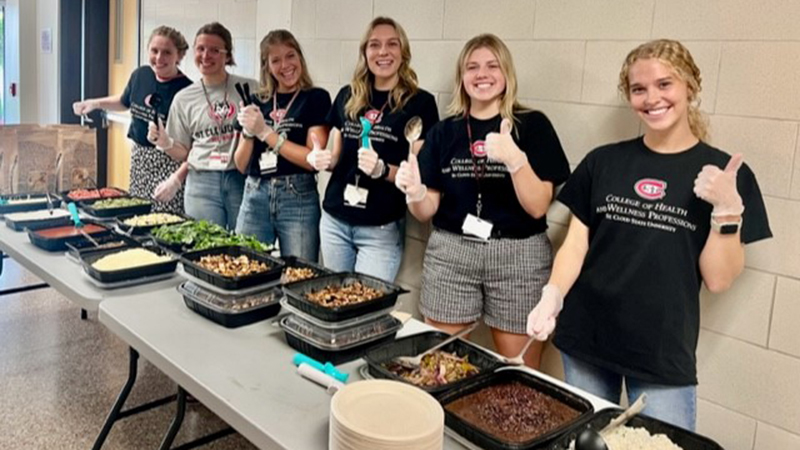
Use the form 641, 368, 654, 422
246, 87, 331, 178
120, 66, 192, 147
553, 137, 772, 385
324, 85, 439, 226
418, 111, 570, 237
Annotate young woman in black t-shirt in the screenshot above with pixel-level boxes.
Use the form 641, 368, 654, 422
234, 30, 331, 261
72, 26, 192, 213
526, 40, 772, 430
311, 17, 438, 281
395, 34, 570, 368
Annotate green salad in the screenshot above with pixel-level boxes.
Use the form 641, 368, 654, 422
151, 220, 272, 252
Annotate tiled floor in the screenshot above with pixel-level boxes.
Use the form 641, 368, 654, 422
0, 258, 257, 449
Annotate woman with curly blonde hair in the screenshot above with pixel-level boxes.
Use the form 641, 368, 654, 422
526, 39, 772, 429
309, 17, 439, 281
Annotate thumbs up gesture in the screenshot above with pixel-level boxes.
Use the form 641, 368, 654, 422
395, 152, 427, 203
693, 153, 745, 216
147, 117, 174, 151
305, 133, 331, 171
485, 118, 528, 174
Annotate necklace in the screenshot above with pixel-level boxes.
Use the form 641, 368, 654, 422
200, 73, 230, 124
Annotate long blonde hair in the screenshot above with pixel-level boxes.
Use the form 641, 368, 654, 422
344, 17, 419, 121
618, 39, 709, 141
447, 34, 526, 131
257, 30, 314, 98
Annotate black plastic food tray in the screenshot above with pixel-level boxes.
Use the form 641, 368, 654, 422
280, 255, 333, 284
81, 197, 152, 218
80, 245, 178, 283
0, 194, 60, 215
28, 226, 112, 252
60, 188, 128, 205
282, 272, 408, 322
180, 283, 282, 328
6, 214, 73, 232
547, 408, 723, 450
180, 246, 285, 290
364, 331, 506, 397
115, 213, 188, 236
438, 369, 594, 450
282, 323, 399, 366
66, 233, 141, 259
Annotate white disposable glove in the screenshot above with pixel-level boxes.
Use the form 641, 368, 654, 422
357, 147, 385, 179
72, 100, 99, 116
237, 103, 273, 142
693, 153, 745, 217
486, 118, 528, 174
305, 133, 331, 171
153, 172, 182, 202
526, 284, 564, 340
395, 152, 427, 203
147, 118, 174, 151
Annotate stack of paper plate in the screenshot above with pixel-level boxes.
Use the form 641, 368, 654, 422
330, 379, 444, 450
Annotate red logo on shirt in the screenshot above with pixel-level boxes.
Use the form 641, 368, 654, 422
471, 140, 487, 158
634, 178, 667, 200
207, 100, 236, 122
364, 109, 383, 125
269, 108, 287, 122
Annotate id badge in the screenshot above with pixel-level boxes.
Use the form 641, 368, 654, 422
208, 151, 230, 170
259, 151, 278, 173
344, 184, 369, 208
462, 214, 493, 241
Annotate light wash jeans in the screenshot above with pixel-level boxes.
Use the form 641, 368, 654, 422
235, 174, 321, 261
185, 169, 245, 230
319, 211, 404, 282
562, 352, 697, 431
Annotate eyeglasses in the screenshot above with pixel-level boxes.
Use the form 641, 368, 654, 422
194, 46, 228, 57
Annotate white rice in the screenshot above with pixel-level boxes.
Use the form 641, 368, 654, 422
569, 425, 683, 450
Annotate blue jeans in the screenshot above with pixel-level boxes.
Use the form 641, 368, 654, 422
235, 174, 321, 261
184, 169, 245, 230
562, 352, 697, 431
319, 211, 404, 282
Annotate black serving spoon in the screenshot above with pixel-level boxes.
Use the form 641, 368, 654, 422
575, 394, 647, 450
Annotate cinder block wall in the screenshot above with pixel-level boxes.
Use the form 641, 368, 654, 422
142, 1, 800, 448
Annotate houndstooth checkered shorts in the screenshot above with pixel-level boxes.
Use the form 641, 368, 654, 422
419, 228, 553, 334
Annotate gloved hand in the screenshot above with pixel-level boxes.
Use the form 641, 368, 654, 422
395, 152, 426, 203
305, 133, 331, 171
237, 103, 274, 142
486, 118, 528, 174
693, 153, 745, 217
147, 118, 174, 151
357, 147, 385, 179
72, 100, 99, 116
526, 284, 564, 340
153, 172, 182, 202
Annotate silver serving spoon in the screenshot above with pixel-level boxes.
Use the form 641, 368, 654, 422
575, 394, 648, 450
79, 228, 101, 247
497, 334, 538, 365
392, 321, 479, 369
404, 116, 423, 156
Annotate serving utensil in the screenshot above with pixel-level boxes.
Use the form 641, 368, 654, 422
498, 334, 538, 366
575, 393, 648, 450
45, 192, 54, 216
404, 116, 423, 156
392, 321, 479, 368
79, 228, 101, 247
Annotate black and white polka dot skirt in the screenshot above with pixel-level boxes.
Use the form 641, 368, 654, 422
129, 143, 185, 214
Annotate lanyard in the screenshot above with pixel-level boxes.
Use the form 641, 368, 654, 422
365, 93, 391, 125
200, 74, 229, 125
465, 114, 489, 217
272, 89, 300, 129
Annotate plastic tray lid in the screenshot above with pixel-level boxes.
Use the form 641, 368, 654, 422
177, 280, 282, 314
279, 298, 396, 330
280, 314, 402, 351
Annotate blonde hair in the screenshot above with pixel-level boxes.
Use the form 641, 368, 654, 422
149, 26, 189, 60
618, 39, 709, 141
257, 30, 314, 98
344, 17, 419, 121
447, 34, 526, 131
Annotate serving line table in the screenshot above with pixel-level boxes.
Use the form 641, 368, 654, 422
99, 288, 615, 450
0, 223, 183, 317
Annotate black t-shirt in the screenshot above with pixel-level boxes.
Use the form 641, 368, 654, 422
120, 66, 192, 147
553, 137, 772, 385
418, 111, 570, 237
246, 87, 332, 178
323, 85, 439, 226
